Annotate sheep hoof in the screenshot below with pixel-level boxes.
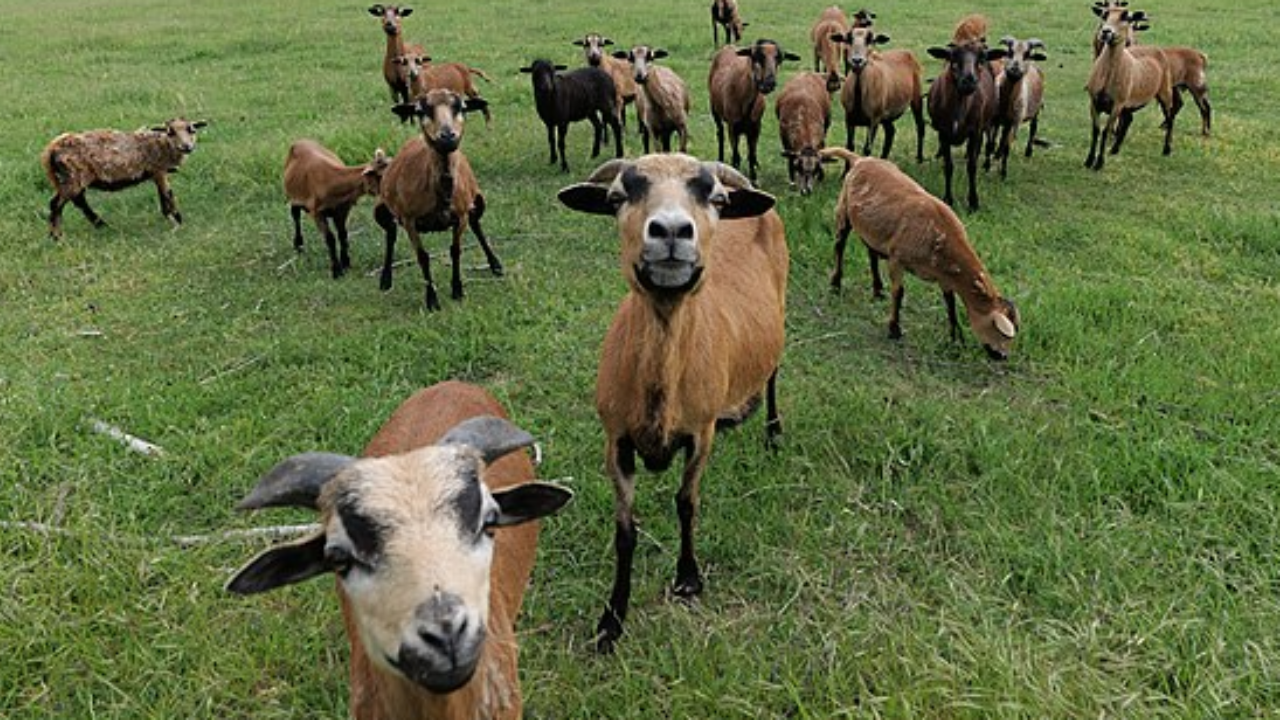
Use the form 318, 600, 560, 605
489, 262, 504, 278
888, 324, 903, 340
671, 573, 703, 599
425, 287, 442, 312
594, 613, 624, 654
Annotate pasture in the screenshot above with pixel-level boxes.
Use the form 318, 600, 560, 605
2, 0, 1278, 716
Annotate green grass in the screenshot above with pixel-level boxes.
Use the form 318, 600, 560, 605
2, 0, 1278, 717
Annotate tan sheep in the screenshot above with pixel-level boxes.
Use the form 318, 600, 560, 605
709, 39, 801, 181
822, 147, 1020, 359
558, 153, 788, 652
988, 36, 1047, 179
573, 33, 638, 129
775, 71, 832, 195
369, 4, 415, 103
284, 140, 390, 278
834, 26, 925, 162
614, 45, 691, 154
811, 6, 850, 92
227, 380, 573, 720
394, 49, 493, 125
1086, 8, 1174, 170
711, 0, 747, 47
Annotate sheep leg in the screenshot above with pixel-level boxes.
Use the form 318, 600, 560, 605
468, 195, 502, 277
1094, 113, 1115, 171
729, 128, 743, 172
597, 436, 638, 654
1158, 94, 1175, 156
557, 124, 571, 173
943, 290, 960, 342
313, 212, 344, 279
964, 133, 981, 211
69, 193, 106, 229
1110, 109, 1134, 155
588, 114, 604, 159
607, 111, 624, 159
154, 174, 181, 225
1191, 88, 1212, 136
880, 121, 897, 160
449, 224, 465, 301
998, 124, 1015, 179
48, 194, 67, 239
545, 124, 557, 166
829, 222, 850, 291
677, 125, 689, 154
868, 247, 885, 299
673, 431, 713, 599
911, 96, 926, 163
940, 141, 956, 206
844, 114, 856, 152
375, 204, 398, 291
639, 121, 651, 154
290, 205, 306, 251
333, 206, 353, 272
745, 123, 760, 182
887, 262, 905, 340
862, 123, 877, 157
714, 115, 727, 163
406, 226, 441, 311
764, 368, 782, 447
1024, 116, 1039, 158
1086, 108, 1103, 169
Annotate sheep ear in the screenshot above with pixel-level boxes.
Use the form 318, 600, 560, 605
611, 50, 630, 60
1030, 52, 1047, 61
1132, 22, 1150, 32
391, 103, 419, 123
368, 5, 385, 16
706, 162, 775, 218
652, 49, 669, 59
554, 64, 568, 71
558, 183, 616, 216
490, 483, 574, 528
191, 120, 208, 130
1091, 4, 1106, 17
985, 48, 1007, 61
236, 452, 356, 511
519, 66, 534, 73
572, 39, 587, 47
225, 532, 328, 595
874, 33, 891, 45
602, 38, 614, 46
736, 47, 753, 57
994, 312, 1017, 339
830, 33, 848, 44
1000, 35, 1016, 47
927, 46, 951, 60
438, 416, 535, 465
399, 7, 413, 17
783, 51, 801, 61
462, 98, 489, 114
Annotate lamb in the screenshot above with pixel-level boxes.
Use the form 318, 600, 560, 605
227, 380, 573, 720
988, 36, 1046, 179
572, 34, 638, 129
810, 6, 850, 92
395, 50, 494, 125
284, 141, 390, 279
834, 26, 925, 162
926, 35, 1006, 210
558, 154, 788, 653
711, 0, 746, 47
1091, 1, 1211, 136
373, 90, 503, 311
613, 45, 691, 154
775, 71, 831, 195
519, 59, 622, 173
821, 147, 1020, 360
42, 117, 208, 240
369, 4, 415, 103
709, 39, 801, 181
1085, 8, 1174, 170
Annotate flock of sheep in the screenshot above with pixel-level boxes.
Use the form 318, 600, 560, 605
36, 1, 1212, 718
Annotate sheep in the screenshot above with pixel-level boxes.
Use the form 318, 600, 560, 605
227, 380, 573, 720
1091, 1, 1211, 136
711, 0, 746, 47
951, 13, 989, 45
42, 117, 208, 240
709, 39, 801, 181
284, 141, 390, 279
926, 36, 1006, 210
558, 153, 788, 653
572, 33, 638, 129
988, 36, 1046, 179
1085, 8, 1175, 170
851, 8, 876, 28
613, 45, 691, 154
821, 147, 1020, 360
775, 71, 831, 195
519, 59, 622, 173
811, 6, 850, 92
395, 50, 494, 125
373, 90, 502, 311
369, 4, 415, 103
833, 26, 925, 162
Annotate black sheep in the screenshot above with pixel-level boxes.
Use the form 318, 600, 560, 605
519, 59, 622, 173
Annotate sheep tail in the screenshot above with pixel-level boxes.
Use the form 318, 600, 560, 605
818, 147, 860, 164
468, 67, 493, 83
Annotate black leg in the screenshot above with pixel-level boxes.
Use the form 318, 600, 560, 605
468, 195, 502, 276
764, 368, 782, 448
71, 193, 105, 228
596, 438, 637, 654
290, 205, 305, 251
375, 204, 398, 291
943, 290, 959, 342
830, 223, 849, 291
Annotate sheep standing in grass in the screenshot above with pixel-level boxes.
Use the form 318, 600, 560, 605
558, 154, 788, 653
776, 71, 831, 195
926, 34, 1006, 210
227, 380, 573, 720
573, 34, 638, 129
370, 4, 415, 103
395, 50, 494, 125
374, 90, 502, 311
1085, 8, 1174, 170
988, 36, 1046, 179
42, 117, 208, 240
520, 59, 622, 173
614, 45, 691, 154
822, 147, 1019, 359
834, 25, 925, 161
284, 140, 390, 278
711, 0, 746, 47
709, 39, 801, 182
811, 6, 850, 92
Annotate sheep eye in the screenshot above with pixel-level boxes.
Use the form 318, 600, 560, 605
709, 190, 729, 208
325, 546, 356, 575
606, 189, 627, 208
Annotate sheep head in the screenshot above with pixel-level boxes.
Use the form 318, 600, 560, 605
967, 294, 1020, 361
840, 27, 891, 74
362, 148, 390, 195
615, 45, 668, 85
735, 39, 801, 94
927, 41, 1005, 96
558, 154, 775, 301
149, 118, 207, 154
574, 33, 614, 66
369, 4, 412, 36
852, 8, 877, 28
519, 59, 569, 96
391, 90, 486, 155
782, 147, 824, 196
227, 416, 572, 694
1097, 8, 1148, 48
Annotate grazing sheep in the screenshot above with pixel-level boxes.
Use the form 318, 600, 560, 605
1085, 8, 1174, 170
926, 35, 1006, 210
821, 147, 1020, 360
709, 39, 801, 181
369, 4, 415, 103
573, 33, 638, 128
558, 154, 788, 653
374, 90, 502, 311
613, 45, 692, 154
811, 6, 850, 92
775, 71, 832, 195
519, 59, 622, 173
711, 0, 746, 47
42, 117, 208, 240
834, 26, 925, 162
284, 140, 390, 278
227, 380, 573, 720
395, 50, 494, 125
988, 36, 1046, 179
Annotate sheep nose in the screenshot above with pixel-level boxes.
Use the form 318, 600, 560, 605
417, 616, 467, 661
646, 216, 694, 245
849, 57, 866, 71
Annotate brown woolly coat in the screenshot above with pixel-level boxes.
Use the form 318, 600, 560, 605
1087, 40, 1172, 118
284, 140, 379, 217
636, 65, 691, 147
41, 129, 188, 198
709, 46, 765, 130
810, 7, 849, 90
841, 47, 922, 133
776, 72, 830, 155
378, 136, 482, 235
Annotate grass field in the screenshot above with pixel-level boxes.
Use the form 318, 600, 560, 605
2, 0, 1278, 716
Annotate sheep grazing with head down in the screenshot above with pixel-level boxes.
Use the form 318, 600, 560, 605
227, 380, 573, 720
284, 140, 390, 278
775, 71, 832, 195
42, 117, 208, 240
822, 147, 1020, 360
558, 153, 789, 653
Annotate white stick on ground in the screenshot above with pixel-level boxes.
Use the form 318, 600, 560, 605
88, 419, 166, 457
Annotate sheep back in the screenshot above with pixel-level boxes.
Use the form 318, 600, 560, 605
42, 129, 184, 197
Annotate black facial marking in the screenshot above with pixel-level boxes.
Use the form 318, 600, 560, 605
336, 497, 385, 562
450, 461, 483, 535
620, 167, 650, 203
686, 168, 715, 205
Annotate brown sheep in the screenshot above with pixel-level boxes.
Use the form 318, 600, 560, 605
821, 146, 1020, 360
227, 380, 573, 720
573, 33, 638, 129
558, 154, 788, 653
614, 45, 691, 153
284, 140, 390, 278
1086, 8, 1174, 170
811, 6, 850, 92
834, 26, 925, 162
711, 0, 747, 47
394, 50, 494, 125
775, 71, 832, 195
374, 90, 502, 311
988, 36, 1047, 179
42, 117, 208, 240
369, 4, 415, 103
926, 36, 1006, 210
709, 39, 801, 181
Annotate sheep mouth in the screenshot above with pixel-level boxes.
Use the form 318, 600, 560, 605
635, 261, 703, 295
983, 344, 1009, 361
388, 648, 480, 694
